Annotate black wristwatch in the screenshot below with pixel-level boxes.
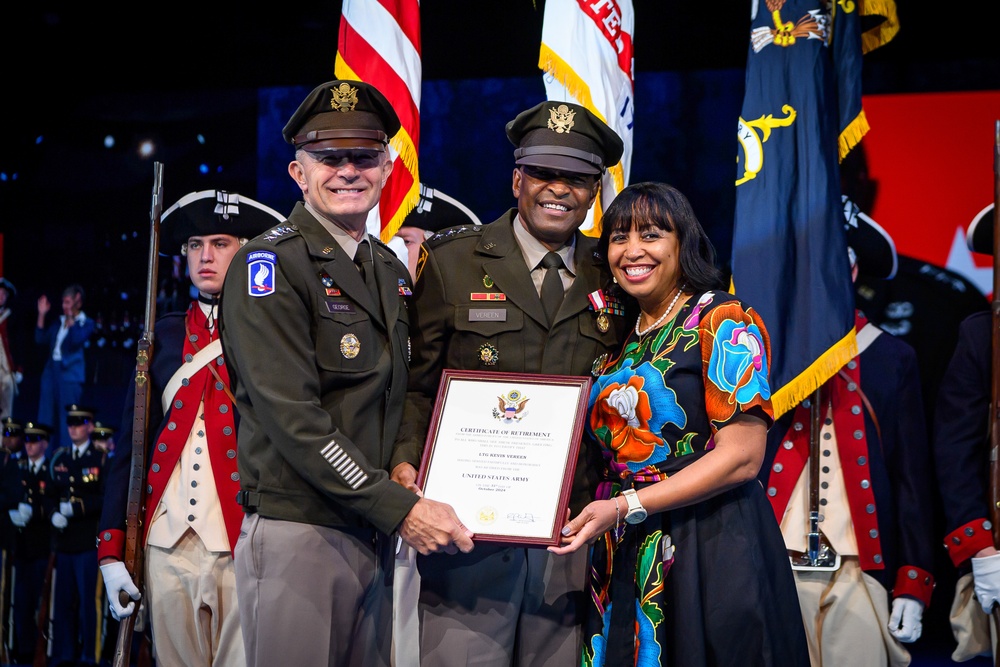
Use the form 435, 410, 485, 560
622, 489, 647, 524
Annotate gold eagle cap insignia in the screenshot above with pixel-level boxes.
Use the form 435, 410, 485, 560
330, 83, 359, 112
547, 104, 575, 133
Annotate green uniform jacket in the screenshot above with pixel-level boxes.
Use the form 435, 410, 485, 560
220, 202, 418, 536
397, 210, 628, 512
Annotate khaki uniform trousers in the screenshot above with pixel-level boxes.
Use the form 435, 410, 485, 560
145, 529, 244, 667
794, 557, 911, 667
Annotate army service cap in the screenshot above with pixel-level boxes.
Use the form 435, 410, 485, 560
92, 422, 115, 440
283, 80, 401, 152
22, 422, 52, 441
506, 101, 624, 176
162, 190, 285, 252
65, 405, 95, 426
2, 417, 22, 436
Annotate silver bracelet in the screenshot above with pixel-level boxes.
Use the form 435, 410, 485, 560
614, 494, 621, 528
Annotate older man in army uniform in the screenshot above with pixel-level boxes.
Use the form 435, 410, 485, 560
220, 79, 474, 667
391, 101, 628, 666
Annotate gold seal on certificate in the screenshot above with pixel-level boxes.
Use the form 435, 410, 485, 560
416, 369, 592, 547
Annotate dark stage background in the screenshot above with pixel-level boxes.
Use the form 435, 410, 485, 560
0, 3, 998, 663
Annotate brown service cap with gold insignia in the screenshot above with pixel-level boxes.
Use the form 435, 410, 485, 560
22, 422, 52, 439
283, 80, 402, 151
506, 101, 624, 176
2, 417, 22, 436
92, 422, 116, 440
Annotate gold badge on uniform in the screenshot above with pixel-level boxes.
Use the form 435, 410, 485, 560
596, 312, 610, 333
478, 343, 499, 366
331, 83, 359, 112
340, 334, 361, 359
483, 274, 494, 289
547, 104, 576, 133
592, 353, 609, 377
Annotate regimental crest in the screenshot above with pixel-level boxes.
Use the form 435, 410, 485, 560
493, 389, 529, 422
330, 83, 359, 112
750, 4, 830, 53
547, 104, 576, 134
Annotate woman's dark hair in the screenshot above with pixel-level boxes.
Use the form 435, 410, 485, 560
596, 182, 725, 293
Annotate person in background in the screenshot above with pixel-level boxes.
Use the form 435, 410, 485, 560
36, 285, 95, 449
761, 201, 935, 666
221, 79, 473, 667
551, 182, 809, 666
6, 421, 51, 666
0, 278, 19, 419
932, 202, 999, 661
99, 189, 281, 667
91, 421, 115, 458
47, 404, 103, 667
395, 100, 629, 666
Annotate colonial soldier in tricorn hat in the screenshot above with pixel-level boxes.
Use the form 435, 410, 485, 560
931, 201, 1000, 660
761, 202, 937, 664
220, 80, 473, 667
391, 100, 629, 666
98, 189, 281, 667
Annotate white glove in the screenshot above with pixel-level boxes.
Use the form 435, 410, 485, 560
100, 561, 141, 621
887, 597, 923, 642
7, 509, 26, 528
18, 502, 32, 522
59, 501, 74, 517
972, 553, 1000, 614
50, 512, 68, 530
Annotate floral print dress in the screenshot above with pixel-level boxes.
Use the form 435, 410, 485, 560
583, 290, 809, 667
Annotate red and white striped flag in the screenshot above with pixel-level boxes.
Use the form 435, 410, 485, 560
540, 0, 634, 236
335, 0, 421, 243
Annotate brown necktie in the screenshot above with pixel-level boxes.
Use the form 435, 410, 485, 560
540, 251, 565, 326
355, 239, 378, 301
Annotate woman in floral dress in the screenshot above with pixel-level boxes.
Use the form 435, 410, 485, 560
550, 182, 808, 666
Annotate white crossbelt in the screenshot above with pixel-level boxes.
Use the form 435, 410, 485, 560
162, 339, 223, 414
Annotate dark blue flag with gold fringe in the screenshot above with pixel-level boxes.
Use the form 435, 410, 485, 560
732, 0, 897, 418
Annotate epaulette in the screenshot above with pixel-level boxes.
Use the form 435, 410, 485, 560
426, 224, 484, 249
260, 223, 300, 244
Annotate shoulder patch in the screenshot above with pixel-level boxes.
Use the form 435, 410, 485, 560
426, 225, 484, 249
260, 224, 299, 244
246, 250, 277, 297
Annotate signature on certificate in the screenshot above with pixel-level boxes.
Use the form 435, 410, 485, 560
508, 513, 537, 524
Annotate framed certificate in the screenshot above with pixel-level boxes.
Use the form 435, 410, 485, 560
416, 369, 593, 548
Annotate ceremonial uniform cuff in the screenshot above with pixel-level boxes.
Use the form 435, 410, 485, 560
97, 528, 126, 561
944, 518, 995, 567
893, 565, 935, 608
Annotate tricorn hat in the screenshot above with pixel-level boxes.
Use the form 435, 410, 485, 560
162, 190, 284, 253
506, 101, 624, 175
967, 203, 994, 256
0, 277, 16, 297
842, 196, 897, 280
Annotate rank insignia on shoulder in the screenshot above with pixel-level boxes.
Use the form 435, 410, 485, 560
262, 226, 296, 242
478, 343, 499, 366
398, 278, 412, 296
471, 292, 506, 301
247, 251, 277, 298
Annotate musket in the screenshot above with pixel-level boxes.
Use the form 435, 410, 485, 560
113, 162, 163, 667
32, 553, 55, 667
789, 385, 841, 572
989, 119, 1000, 667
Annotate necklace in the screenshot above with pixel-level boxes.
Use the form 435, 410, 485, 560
635, 282, 686, 339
